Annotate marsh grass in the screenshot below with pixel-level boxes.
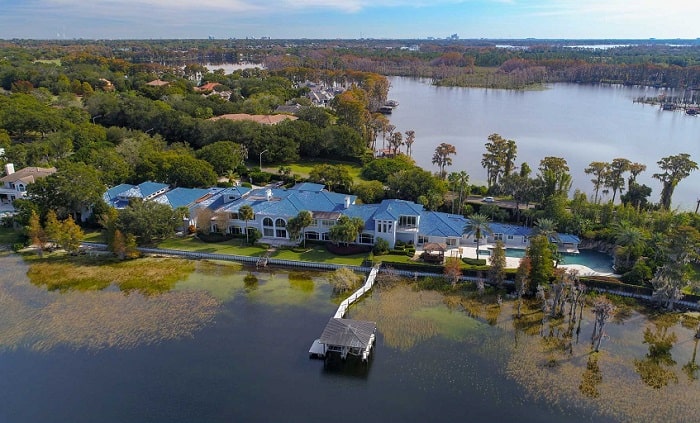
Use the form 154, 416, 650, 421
0, 253, 220, 352
25, 254, 195, 295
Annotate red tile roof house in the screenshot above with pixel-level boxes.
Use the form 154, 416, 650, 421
194, 82, 222, 92
0, 163, 56, 213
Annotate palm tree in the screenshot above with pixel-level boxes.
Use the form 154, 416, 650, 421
536, 217, 561, 266
432, 142, 457, 179
614, 221, 646, 268
535, 218, 558, 241
404, 130, 416, 157
238, 204, 254, 244
447, 171, 469, 214
463, 213, 493, 260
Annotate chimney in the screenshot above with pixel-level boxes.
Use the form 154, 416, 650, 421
344, 196, 351, 209
4, 163, 15, 176
266, 188, 272, 201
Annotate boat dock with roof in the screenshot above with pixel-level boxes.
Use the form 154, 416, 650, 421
309, 265, 379, 363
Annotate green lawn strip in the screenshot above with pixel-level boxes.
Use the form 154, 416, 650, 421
262, 159, 364, 180
158, 237, 266, 256
271, 246, 367, 266
0, 227, 24, 246
82, 230, 105, 243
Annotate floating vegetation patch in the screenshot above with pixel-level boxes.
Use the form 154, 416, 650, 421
26, 255, 195, 295
30, 290, 220, 351
288, 271, 315, 293
245, 270, 331, 310
353, 284, 482, 350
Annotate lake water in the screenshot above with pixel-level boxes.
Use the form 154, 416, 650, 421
1, 252, 698, 423
386, 77, 700, 210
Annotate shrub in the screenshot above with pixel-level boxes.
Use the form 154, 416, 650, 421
462, 257, 487, 266
373, 237, 390, 255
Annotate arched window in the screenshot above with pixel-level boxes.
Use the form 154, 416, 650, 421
275, 218, 286, 227
263, 217, 274, 237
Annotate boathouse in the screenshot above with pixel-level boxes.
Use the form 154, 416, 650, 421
317, 318, 376, 362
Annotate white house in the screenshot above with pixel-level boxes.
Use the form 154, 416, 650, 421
0, 163, 56, 213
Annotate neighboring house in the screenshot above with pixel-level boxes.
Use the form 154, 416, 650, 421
194, 82, 221, 92
145, 79, 170, 87
0, 163, 56, 213
103, 181, 171, 209
208, 113, 298, 125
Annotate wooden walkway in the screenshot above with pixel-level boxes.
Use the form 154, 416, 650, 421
310, 264, 380, 362
334, 264, 380, 318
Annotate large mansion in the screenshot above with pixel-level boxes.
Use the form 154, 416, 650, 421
103, 181, 580, 253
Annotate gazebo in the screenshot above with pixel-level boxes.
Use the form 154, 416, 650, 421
422, 242, 446, 264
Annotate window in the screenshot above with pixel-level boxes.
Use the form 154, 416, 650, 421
507, 235, 514, 240
523, 236, 529, 244
275, 218, 286, 228
446, 238, 457, 247
494, 233, 503, 241
378, 221, 394, 233
398, 215, 416, 228
230, 212, 238, 220
263, 218, 274, 227
305, 231, 319, 240
228, 226, 242, 235
418, 235, 429, 244
276, 228, 287, 238
359, 233, 374, 244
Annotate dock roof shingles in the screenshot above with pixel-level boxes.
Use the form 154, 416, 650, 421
319, 318, 376, 349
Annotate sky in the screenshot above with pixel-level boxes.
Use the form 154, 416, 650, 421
0, 0, 698, 40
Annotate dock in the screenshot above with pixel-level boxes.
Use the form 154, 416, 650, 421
309, 264, 380, 363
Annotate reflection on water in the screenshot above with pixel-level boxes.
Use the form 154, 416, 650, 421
1, 252, 698, 423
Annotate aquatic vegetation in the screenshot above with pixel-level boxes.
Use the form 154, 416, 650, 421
354, 284, 483, 350
26, 255, 195, 295
0, 254, 220, 352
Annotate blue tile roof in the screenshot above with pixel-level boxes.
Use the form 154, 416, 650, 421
343, 204, 380, 229
103, 183, 134, 205
489, 222, 534, 237
373, 199, 424, 220
292, 182, 325, 192
154, 187, 211, 209
419, 211, 467, 237
216, 187, 355, 218
138, 182, 169, 198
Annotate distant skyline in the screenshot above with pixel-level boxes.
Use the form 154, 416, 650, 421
1, 0, 698, 40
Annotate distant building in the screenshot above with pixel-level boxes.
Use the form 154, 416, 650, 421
208, 113, 298, 125
145, 79, 171, 87
0, 163, 56, 213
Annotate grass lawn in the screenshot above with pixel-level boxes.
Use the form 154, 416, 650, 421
261, 158, 364, 181
271, 245, 367, 266
0, 227, 23, 246
159, 236, 369, 265
159, 236, 267, 256
83, 230, 106, 243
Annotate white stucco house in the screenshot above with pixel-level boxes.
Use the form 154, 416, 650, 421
0, 163, 56, 214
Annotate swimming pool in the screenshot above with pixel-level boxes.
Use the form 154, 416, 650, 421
505, 248, 615, 274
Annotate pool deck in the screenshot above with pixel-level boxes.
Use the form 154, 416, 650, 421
443, 245, 616, 277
